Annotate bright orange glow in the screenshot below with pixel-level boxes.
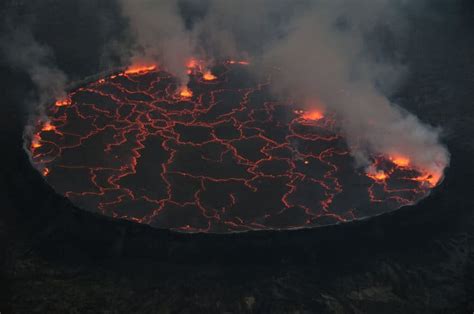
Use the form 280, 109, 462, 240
301, 110, 324, 121
41, 121, 55, 132
55, 98, 71, 107
42, 168, 50, 176
179, 86, 193, 98
367, 170, 388, 181
227, 60, 250, 65
203, 70, 217, 81
414, 172, 442, 187
390, 156, 410, 167
31, 135, 42, 149
186, 58, 198, 69
186, 58, 202, 75
124, 64, 157, 75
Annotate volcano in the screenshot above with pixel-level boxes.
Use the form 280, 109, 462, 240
28, 61, 439, 233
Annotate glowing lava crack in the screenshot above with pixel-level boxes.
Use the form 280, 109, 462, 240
28, 62, 439, 233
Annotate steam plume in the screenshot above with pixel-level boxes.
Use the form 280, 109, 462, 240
117, 0, 450, 181
257, 1, 450, 178
118, 0, 194, 84
0, 24, 68, 158
0, 26, 67, 118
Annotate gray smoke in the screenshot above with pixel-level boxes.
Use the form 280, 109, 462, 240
118, 0, 194, 84
117, 0, 450, 178
0, 26, 67, 116
0, 24, 68, 158
256, 1, 450, 177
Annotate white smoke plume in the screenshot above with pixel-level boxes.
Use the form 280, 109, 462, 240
257, 1, 450, 179
117, 0, 449, 181
0, 26, 67, 113
118, 0, 194, 84
0, 24, 68, 157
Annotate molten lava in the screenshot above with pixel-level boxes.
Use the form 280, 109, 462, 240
227, 60, 250, 65
42, 167, 50, 176
186, 58, 198, 69
414, 172, 441, 188
203, 70, 217, 81
301, 110, 324, 121
179, 86, 193, 98
390, 155, 410, 167
124, 64, 157, 75
31, 135, 42, 149
41, 121, 55, 132
28, 61, 441, 233
367, 170, 388, 181
55, 98, 71, 107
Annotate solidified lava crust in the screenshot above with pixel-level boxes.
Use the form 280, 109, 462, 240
28, 62, 435, 233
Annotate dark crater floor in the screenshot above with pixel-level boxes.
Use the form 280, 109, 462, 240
28, 62, 435, 233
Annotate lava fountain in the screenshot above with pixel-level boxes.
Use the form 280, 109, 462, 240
27, 61, 444, 233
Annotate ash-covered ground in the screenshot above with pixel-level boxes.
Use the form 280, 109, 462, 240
1, 0, 474, 313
